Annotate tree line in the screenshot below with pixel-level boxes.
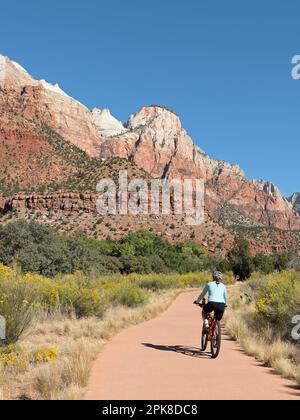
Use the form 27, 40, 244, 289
0, 221, 293, 279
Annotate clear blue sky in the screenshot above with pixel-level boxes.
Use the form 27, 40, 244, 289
1, 0, 299, 196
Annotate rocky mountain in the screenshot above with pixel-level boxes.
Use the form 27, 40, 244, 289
92, 108, 127, 138
101, 105, 299, 231
288, 193, 300, 215
0, 54, 299, 254
252, 180, 284, 201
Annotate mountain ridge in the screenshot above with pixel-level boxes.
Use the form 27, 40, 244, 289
0, 54, 299, 254
288, 193, 300, 215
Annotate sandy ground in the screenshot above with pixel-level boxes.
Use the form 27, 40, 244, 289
85, 292, 300, 400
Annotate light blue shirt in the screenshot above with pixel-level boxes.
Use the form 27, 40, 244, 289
198, 281, 227, 304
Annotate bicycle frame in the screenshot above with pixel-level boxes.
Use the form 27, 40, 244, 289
206, 312, 216, 341
195, 299, 222, 359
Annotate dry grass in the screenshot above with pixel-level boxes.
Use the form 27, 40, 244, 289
1, 289, 181, 400
225, 287, 300, 386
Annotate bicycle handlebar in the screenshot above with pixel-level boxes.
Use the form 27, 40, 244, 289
194, 300, 228, 309
193, 299, 206, 308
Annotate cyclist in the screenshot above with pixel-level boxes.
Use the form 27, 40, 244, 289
194, 271, 227, 332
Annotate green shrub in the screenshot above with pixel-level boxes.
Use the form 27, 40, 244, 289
108, 283, 150, 308
131, 272, 214, 291
135, 276, 179, 291
72, 289, 109, 318
52, 273, 109, 318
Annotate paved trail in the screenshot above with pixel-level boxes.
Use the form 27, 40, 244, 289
85, 292, 300, 400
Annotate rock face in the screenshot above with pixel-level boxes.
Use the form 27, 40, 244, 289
0, 54, 100, 157
0, 54, 299, 238
3, 192, 97, 213
253, 180, 284, 201
288, 193, 300, 215
101, 106, 299, 230
1, 192, 299, 256
0, 55, 35, 87
92, 108, 127, 138
101, 105, 245, 181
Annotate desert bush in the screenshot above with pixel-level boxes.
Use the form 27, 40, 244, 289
132, 272, 207, 291
132, 271, 234, 291
30, 347, 58, 364
54, 272, 110, 318
255, 270, 300, 336
225, 274, 300, 386
134, 274, 183, 291
108, 282, 149, 308
34, 340, 99, 400
72, 289, 109, 318
0, 266, 41, 344
0, 344, 28, 371
0, 258, 236, 346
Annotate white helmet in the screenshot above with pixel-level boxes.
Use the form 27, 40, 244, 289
213, 271, 223, 283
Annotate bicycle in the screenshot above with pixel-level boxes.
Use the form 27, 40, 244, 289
194, 299, 222, 359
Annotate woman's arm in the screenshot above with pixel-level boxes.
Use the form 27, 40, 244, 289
196, 284, 209, 303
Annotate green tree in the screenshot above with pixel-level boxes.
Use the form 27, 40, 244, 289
228, 237, 254, 281
252, 253, 275, 274
272, 252, 293, 271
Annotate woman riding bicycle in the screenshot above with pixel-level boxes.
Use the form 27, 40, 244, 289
194, 271, 227, 332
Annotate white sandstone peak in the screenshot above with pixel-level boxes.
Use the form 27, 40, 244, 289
128, 105, 180, 131
0, 54, 30, 77
0, 53, 75, 101
0, 55, 7, 80
0, 54, 35, 86
11, 60, 28, 73
39, 79, 71, 98
287, 192, 300, 214
92, 108, 127, 138
252, 179, 284, 200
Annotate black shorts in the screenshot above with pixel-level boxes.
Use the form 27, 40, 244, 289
203, 302, 226, 321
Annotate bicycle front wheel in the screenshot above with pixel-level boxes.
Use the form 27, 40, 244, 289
211, 321, 222, 359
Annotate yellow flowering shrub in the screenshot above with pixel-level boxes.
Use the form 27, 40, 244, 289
0, 344, 58, 370
0, 345, 28, 371
255, 270, 300, 334
72, 288, 109, 318
24, 273, 60, 307
0, 260, 236, 343
30, 347, 58, 363
126, 272, 206, 291
223, 272, 236, 285
0, 264, 15, 279
0, 271, 41, 344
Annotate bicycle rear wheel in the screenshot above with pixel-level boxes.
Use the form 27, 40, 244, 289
211, 320, 222, 359
201, 329, 209, 351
